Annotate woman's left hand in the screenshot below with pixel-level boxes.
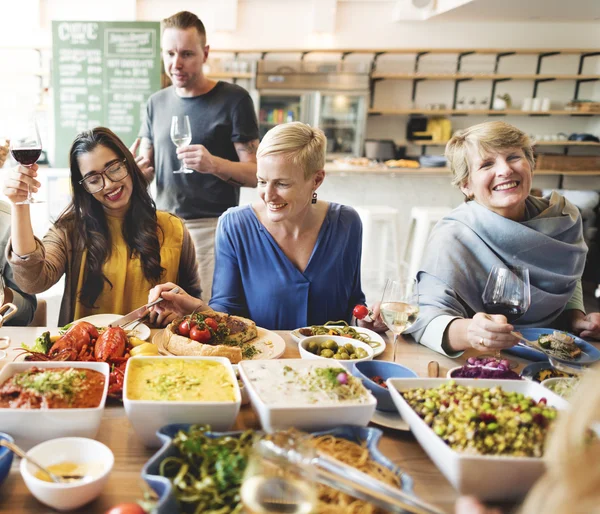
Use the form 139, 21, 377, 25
570, 311, 600, 340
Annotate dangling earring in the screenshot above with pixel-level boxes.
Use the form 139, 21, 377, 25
311, 191, 317, 204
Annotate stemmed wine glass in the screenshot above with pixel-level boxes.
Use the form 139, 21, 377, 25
240, 431, 316, 514
170, 115, 193, 174
11, 117, 43, 204
481, 265, 531, 359
380, 278, 419, 362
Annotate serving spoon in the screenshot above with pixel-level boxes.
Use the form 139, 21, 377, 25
0, 440, 85, 483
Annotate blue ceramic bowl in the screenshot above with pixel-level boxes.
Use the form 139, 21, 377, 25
352, 361, 418, 412
0, 432, 14, 489
142, 424, 413, 513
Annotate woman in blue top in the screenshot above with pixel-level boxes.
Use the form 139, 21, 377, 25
148, 122, 366, 330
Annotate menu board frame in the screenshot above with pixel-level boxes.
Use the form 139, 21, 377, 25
52, 20, 161, 168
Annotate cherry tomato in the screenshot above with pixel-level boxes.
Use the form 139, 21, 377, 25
105, 503, 146, 514
353, 304, 369, 320
205, 317, 218, 331
190, 326, 212, 343
178, 319, 191, 337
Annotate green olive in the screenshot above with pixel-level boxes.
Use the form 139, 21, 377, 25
349, 353, 357, 360
323, 340, 339, 352
307, 341, 320, 354
344, 343, 355, 353
333, 354, 344, 360
338, 350, 349, 358
339, 353, 350, 360
320, 349, 334, 358
355, 349, 368, 358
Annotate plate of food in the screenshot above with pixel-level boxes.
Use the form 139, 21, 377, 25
505, 328, 600, 365
142, 424, 413, 514
153, 309, 286, 363
370, 410, 410, 431
76, 313, 151, 341
291, 322, 386, 357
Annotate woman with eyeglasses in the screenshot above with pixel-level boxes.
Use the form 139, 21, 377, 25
2, 127, 201, 326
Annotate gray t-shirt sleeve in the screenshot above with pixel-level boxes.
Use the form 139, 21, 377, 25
139, 99, 154, 142
231, 94, 259, 143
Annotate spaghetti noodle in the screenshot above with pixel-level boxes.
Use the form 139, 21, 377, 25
310, 434, 403, 514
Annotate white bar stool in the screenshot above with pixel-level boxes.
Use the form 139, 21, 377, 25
403, 206, 453, 279
354, 206, 404, 288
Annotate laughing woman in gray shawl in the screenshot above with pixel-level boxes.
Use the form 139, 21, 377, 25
404, 121, 600, 356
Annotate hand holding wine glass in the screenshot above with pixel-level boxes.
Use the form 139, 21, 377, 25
10, 118, 43, 204
380, 278, 419, 362
170, 115, 193, 174
481, 265, 531, 357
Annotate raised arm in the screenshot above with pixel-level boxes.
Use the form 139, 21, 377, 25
3, 164, 39, 255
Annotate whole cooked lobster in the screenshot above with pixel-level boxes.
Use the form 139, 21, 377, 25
21, 322, 130, 398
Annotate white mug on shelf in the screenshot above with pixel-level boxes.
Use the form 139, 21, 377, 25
531, 98, 542, 112
522, 98, 533, 111
541, 98, 551, 112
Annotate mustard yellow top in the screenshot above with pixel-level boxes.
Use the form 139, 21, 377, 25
74, 211, 184, 319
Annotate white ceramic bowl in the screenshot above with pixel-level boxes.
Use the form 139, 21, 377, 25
123, 356, 241, 447
387, 378, 569, 501
0, 361, 110, 449
239, 359, 376, 432
298, 335, 374, 370
20, 437, 114, 511
541, 377, 579, 398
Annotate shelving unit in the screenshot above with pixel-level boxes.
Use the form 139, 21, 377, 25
368, 108, 599, 116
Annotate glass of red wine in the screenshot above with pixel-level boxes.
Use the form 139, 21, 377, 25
481, 265, 531, 360
11, 118, 43, 205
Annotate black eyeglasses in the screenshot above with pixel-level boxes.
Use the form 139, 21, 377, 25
79, 159, 129, 194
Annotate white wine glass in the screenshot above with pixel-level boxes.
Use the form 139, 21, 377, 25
481, 265, 531, 360
380, 278, 419, 362
11, 117, 43, 204
240, 431, 317, 514
170, 115, 192, 174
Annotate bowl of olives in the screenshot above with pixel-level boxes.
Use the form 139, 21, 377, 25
298, 335, 374, 369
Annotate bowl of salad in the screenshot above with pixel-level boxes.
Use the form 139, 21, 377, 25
541, 377, 579, 399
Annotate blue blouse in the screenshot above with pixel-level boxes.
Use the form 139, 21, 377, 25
209, 203, 366, 330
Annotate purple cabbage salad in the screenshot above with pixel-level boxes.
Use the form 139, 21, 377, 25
450, 356, 522, 380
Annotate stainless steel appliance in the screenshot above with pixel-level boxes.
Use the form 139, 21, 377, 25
256, 61, 369, 158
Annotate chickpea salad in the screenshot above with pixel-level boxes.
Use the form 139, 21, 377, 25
401, 381, 558, 458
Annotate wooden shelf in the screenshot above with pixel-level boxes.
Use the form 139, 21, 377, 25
211, 48, 600, 56
371, 73, 600, 80
409, 140, 600, 147
369, 108, 600, 117
205, 72, 253, 79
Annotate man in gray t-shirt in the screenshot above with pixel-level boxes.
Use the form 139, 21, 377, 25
134, 11, 259, 300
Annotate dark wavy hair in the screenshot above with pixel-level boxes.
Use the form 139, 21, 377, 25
56, 127, 165, 308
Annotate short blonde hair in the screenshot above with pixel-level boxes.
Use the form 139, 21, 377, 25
257, 122, 326, 179
162, 11, 206, 46
445, 121, 535, 189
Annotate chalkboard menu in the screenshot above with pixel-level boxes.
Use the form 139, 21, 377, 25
52, 21, 161, 167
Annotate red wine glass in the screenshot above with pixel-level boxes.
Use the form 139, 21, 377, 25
481, 265, 531, 361
11, 118, 43, 205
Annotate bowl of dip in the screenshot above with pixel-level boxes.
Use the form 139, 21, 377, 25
123, 356, 241, 447
239, 359, 376, 432
0, 361, 110, 449
20, 437, 114, 511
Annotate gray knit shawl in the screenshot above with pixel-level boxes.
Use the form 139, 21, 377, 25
406, 192, 587, 340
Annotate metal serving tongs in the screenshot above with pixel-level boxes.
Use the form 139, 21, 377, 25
260, 437, 445, 514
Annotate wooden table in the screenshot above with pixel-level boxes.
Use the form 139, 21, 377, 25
0, 326, 480, 513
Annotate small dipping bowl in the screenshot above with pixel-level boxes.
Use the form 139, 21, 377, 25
20, 437, 114, 511
352, 360, 417, 412
0, 432, 14, 489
